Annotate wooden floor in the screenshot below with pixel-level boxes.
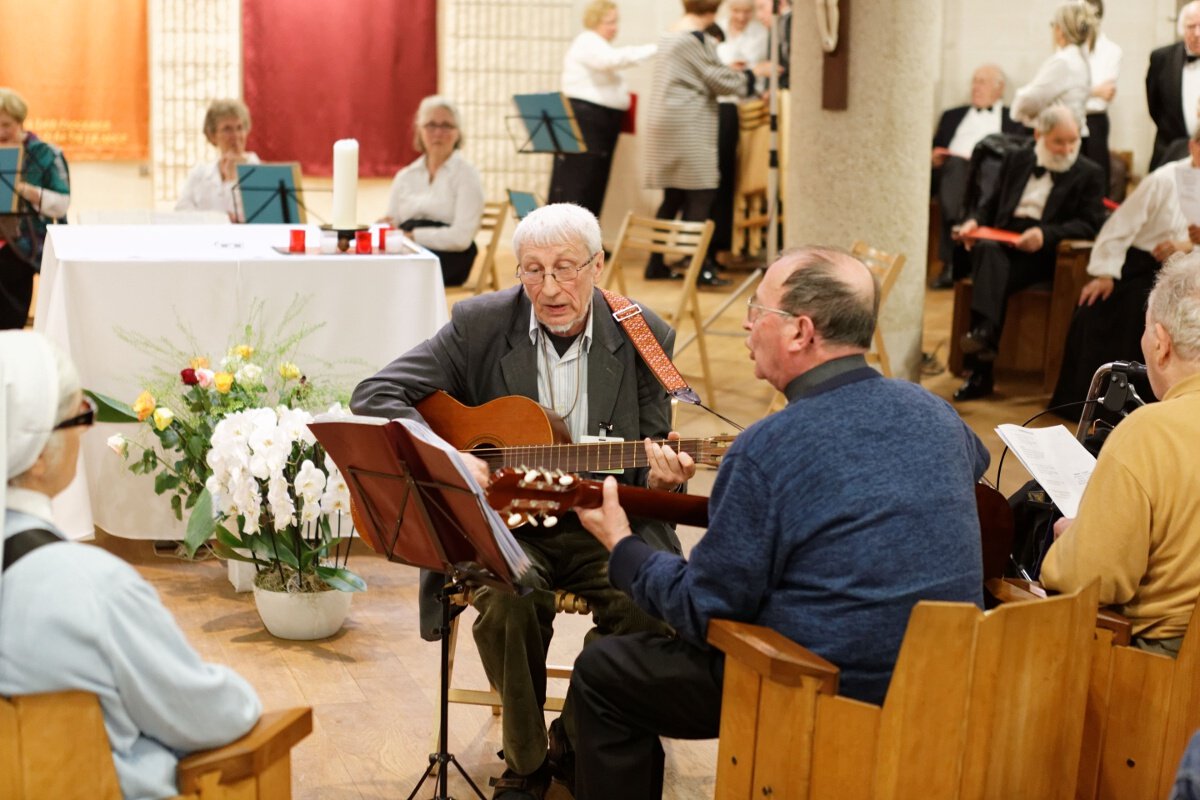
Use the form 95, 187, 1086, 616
96, 259, 1062, 799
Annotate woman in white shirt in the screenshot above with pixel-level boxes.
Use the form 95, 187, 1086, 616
547, 0, 656, 217
1082, 0, 1122, 194
1012, 2, 1096, 137
175, 99, 260, 222
383, 96, 484, 287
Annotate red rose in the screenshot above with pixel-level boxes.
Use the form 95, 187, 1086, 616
180, 368, 199, 385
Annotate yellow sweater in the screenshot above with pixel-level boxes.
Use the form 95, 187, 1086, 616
1041, 371, 1200, 638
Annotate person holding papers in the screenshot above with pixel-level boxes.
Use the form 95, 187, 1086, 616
382, 95, 484, 287
0, 87, 70, 330
175, 99, 260, 222
952, 105, 1105, 401
1050, 128, 1200, 412
1042, 256, 1200, 657
547, 0, 656, 218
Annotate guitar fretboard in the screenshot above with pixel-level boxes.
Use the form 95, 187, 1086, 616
468, 438, 721, 473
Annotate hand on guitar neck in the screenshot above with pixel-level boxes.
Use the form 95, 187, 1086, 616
645, 431, 697, 491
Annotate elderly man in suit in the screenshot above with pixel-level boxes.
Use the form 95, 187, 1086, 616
1147, 0, 1200, 171
953, 105, 1106, 401
350, 203, 696, 800
930, 64, 1027, 288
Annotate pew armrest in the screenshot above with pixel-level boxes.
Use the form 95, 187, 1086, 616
177, 707, 313, 793
707, 618, 839, 694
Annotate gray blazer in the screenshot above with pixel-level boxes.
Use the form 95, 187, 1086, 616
350, 286, 682, 636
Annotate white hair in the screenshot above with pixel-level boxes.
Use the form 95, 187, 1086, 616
1180, 1, 1200, 37
1149, 253, 1200, 362
511, 203, 602, 262
1035, 104, 1079, 136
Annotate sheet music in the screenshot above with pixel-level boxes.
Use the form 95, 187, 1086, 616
394, 418, 532, 579
995, 424, 1096, 518
1176, 165, 1200, 225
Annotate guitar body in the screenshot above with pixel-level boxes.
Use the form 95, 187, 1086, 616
416, 390, 572, 451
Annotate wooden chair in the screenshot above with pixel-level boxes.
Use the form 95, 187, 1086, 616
708, 581, 1100, 799
733, 99, 770, 257
456, 199, 509, 296
603, 213, 718, 406
850, 241, 906, 378
0, 690, 312, 799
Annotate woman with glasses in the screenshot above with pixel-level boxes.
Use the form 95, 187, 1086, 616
175, 98, 260, 222
382, 95, 485, 287
0, 330, 261, 800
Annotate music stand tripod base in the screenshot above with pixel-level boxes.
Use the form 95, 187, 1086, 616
319, 223, 369, 252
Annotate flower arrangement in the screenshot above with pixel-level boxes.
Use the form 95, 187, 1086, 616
94, 302, 365, 594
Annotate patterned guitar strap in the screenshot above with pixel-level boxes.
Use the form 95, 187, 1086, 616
600, 288, 702, 407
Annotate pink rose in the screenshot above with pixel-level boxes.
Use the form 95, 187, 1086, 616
195, 368, 215, 388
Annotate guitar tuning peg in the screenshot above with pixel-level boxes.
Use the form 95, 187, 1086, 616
507, 512, 523, 527
526, 514, 539, 527
558, 474, 574, 486
524, 469, 540, 484
543, 515, 558, 527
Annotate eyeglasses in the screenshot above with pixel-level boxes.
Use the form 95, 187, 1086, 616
517, 251, 600, 285
746, 299, 797, 323
54, 396, 96, 430
422, 122, 458, 132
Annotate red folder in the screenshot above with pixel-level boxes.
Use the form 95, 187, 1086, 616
965, 226, 1022, 246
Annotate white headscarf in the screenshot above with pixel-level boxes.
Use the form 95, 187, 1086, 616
1, 330, 60, 580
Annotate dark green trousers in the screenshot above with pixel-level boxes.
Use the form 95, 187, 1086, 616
471, 525, 669, 775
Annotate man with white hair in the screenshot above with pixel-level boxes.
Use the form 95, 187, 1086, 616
953, 105, 1106, 401
0, 330, 261, 799
1147, 0, 1200, 171
1042, 255, 1200, 656
351, 203, 694, 799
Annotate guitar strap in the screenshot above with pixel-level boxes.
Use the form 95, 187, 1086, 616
2, 528, 63, 573
600, 288, 701, 406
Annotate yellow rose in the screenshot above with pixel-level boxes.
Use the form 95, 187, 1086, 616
152, 407, 175, 431
278, 361, 301, 381
232, 344, 255, 360
189, 356, 210, 370
214, 372, 234, 393
132, 391, 156, 422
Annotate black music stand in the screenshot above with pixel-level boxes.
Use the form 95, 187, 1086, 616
309, 418, 525, 800
235, 162, 310, 224
511, 92, 586, 156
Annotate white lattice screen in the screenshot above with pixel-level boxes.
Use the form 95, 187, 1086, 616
149, 0, 241, 204
441, 0, 574, 201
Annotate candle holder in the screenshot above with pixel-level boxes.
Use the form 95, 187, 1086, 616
319, 223, 370, 253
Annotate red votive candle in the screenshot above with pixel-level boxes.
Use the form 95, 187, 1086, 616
289, 228, 306, 253
355, 230, 373, 254
378, 224, 391, 251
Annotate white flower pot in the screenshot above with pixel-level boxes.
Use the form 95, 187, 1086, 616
227, 551, 256, 593
252, 584, 353, 640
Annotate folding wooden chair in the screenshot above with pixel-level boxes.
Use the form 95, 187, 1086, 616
603, 212, 718, 407
850, 240, 906, 378
456, 199, 509, 296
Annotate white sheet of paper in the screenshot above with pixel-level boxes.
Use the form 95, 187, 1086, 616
995, 424, 1097, 518
1176, 165, 1200, 225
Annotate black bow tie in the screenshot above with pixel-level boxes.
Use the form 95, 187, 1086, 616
1032, 165, 1048, 178
1188, 53, 1200, 64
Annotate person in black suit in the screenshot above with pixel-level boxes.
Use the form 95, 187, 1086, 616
1147, 1, 1200, 171
953, 106, 1106, 401
930, 65, 1027, 288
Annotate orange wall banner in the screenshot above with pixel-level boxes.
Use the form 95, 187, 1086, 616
0, 0, 149, 161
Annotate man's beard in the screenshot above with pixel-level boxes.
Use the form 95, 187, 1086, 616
1036, 136, 1079, 173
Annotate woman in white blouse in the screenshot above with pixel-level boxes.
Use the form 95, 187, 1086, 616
1082, 0, 1122, 194
547, 0, 656, 217
1012, 2, 1096, 138
383, 96, 485, 287
175, 99, 260, 222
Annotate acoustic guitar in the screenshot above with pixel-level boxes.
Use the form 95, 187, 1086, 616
416, 390, 734, 473
487, 467, 710, 529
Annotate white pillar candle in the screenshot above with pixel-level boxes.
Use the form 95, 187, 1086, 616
331, 139, 359, 229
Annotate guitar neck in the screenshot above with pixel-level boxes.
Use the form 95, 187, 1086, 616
471, 438, 713, 473
552, 480, 710, 528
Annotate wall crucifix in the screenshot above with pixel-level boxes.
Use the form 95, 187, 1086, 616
817, 0, 850, 110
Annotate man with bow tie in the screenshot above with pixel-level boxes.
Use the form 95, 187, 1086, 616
1147, 1, 1200, 172
952, 105, 1105, 401
930, 64, 1026, 288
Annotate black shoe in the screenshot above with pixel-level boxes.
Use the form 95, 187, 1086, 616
696, 267, 731, 288
930, 266, 954, 290
959, 327, 998, 362
547, 718, 575, 796
489, 757, 553, 799
953, 371, 994, 402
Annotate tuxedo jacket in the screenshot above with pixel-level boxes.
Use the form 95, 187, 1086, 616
973, 146, 1106, 253
1147, 42, 1190, 171
932, 104, 1025, 150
